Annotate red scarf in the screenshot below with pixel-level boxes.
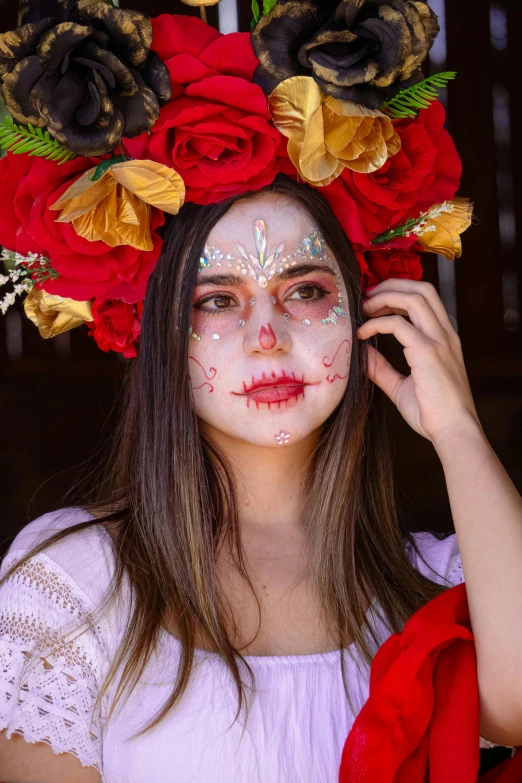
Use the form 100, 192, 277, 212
339, 583, 522, 782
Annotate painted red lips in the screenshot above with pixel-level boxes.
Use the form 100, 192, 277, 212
231, 370, 318, 407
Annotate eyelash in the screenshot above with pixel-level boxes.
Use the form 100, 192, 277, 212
195, 283, 331, 315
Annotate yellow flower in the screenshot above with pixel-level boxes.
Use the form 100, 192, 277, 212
49, 159, 185, 251
268, 75, 401, 187
24, 289, 93, 339
414, 198, 473, 260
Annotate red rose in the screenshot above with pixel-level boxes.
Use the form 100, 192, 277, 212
125, 14, 289, 205
355, 248, 380, 290
87, 299, 144, 358
125, 75, 288, 205
357, 247, 423, 289
322, 102, 462, 247
150, 14, 258, 94
0, 153, 164, 302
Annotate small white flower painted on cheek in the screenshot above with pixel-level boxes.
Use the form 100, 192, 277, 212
275, 430, 290, 445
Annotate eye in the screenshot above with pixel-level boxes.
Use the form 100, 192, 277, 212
194, 293, 237, 314
286, 283, 329, 302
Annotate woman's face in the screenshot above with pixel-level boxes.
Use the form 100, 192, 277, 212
188, 193, 353, 448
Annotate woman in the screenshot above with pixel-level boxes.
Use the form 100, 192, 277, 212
0, 1, 521, 781
1, 172, 521, 782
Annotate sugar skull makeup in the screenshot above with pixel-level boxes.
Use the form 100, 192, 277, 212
188, 192, 353, 449
198, 219, 348, 326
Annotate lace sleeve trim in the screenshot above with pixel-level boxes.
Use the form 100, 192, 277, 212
0, 551, 109, 773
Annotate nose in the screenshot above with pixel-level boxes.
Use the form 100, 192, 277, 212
258, 323, 277, 350
243, 302, 292, 356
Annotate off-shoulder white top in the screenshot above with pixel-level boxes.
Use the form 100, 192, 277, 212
0, 507, 504, 782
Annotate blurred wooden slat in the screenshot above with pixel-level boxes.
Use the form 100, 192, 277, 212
445, 1, 508, 371
504, 0, 522, 348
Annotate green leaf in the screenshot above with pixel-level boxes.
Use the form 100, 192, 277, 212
0, 115, 77, 163
262, 0, 278, 13
251, 0, 261, 28
379, 71, 457, 120
251, 0, 278, 28
89, 154, 127, 182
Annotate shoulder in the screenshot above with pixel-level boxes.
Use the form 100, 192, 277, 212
1, 506, 117, 615
405, 530, 464, 588
0, 508, 117, 773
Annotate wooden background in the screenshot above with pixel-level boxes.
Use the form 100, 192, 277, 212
0, 0, 520, 545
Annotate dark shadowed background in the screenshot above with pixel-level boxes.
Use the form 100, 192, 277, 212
0, 0, 520, 772
0, 0, 520, 556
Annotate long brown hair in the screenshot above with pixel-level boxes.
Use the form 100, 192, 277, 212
1, 174, 448, 739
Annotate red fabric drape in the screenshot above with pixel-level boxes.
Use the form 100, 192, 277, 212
339, 583, 522, 782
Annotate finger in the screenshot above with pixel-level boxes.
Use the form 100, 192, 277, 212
358, 313, 431, 351
363, 290, 447, 343
364, 278, 457, 341
365, 343, 406, 403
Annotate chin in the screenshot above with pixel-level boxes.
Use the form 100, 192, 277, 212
230, 414, 322, 447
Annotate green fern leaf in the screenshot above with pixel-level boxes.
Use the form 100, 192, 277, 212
0, 115, 76, 164
380, 71, 457, 120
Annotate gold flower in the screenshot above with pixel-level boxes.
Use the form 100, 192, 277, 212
268, 76, 401, 187
49, 159, 185, 251
24, 289, 93, 339
413, 198, 473, 260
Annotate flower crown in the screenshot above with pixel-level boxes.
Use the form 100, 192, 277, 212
0, 0, 472, 358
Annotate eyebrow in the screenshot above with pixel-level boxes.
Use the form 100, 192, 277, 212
195, 263, 338, 286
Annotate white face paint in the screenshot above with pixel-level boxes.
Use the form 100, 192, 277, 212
188, 193, 353, 448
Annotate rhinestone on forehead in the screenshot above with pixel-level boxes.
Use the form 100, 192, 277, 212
236, 219, 285, 289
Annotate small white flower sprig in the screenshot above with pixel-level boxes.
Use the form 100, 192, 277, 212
371, 201, 456, 245
0, 249, 59, 314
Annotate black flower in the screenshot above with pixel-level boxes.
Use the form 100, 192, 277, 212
251, 0, 439, 109
0, 0, 171, 156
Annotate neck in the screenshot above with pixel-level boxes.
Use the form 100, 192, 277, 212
199, 421, 319, 539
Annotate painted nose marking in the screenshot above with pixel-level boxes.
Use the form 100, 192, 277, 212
258, 323, 277, 350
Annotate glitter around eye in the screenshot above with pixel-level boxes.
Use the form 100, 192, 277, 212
283, 313, 290, 321
270, 296, 276, 304
211, 333, 220, 340
250, 298, 256, 306
302, 319, 311, 326
238, 319, 245, 327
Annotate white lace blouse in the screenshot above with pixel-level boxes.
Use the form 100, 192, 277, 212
0, 507, 504, 782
